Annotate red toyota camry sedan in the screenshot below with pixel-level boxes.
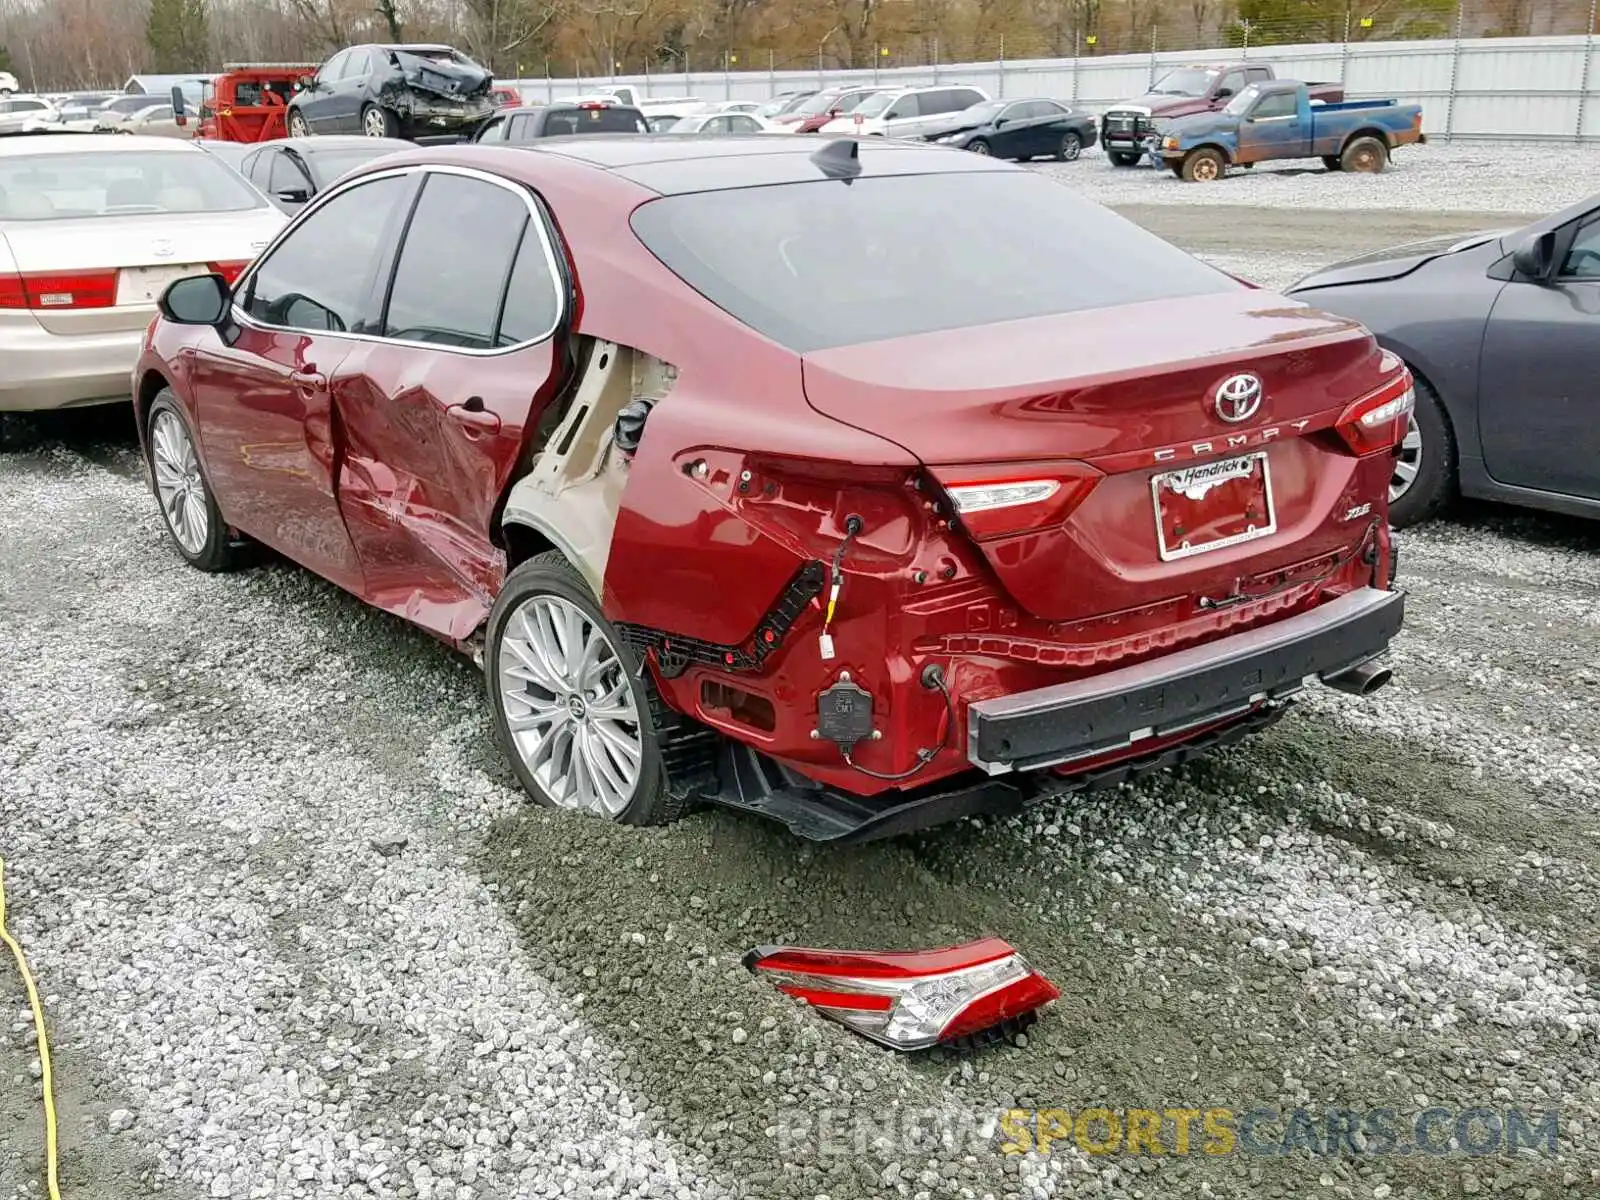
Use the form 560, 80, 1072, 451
132, 135, 1407, 843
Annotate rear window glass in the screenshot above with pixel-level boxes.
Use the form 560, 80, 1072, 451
537, 106, 648, 135
0, 151, 267, 220
630, 171, 1238, 353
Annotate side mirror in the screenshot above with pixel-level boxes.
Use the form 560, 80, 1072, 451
1216, 87, 1234, 100
274, 187, 310, 204
170, 86, 188, 120
994, 116, 1010, 127
159, 273, 230, 326
1512, 232, 1554, 280
296, 76, 312, 92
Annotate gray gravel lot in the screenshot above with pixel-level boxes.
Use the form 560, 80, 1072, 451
3, 183, 1599, 1200
1039, 139, 1600, 215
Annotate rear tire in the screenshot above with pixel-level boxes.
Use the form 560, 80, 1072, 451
486, 551, 686, 826
1180, 147, 1226, 182
1108, 150, 1141, 167
1387, 374, 1456, 529
1055, 131, 1083, 161
361, 104, 398, 138
1340, 135, 1389, 173
145, 391, 241, 573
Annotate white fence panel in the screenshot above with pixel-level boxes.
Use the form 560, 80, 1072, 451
504, 31, 1600, 141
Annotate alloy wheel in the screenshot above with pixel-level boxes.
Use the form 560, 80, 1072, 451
967, 140, 990, 155
1390, 413, 1423, 504
496, 594, 643, 817
1061, 133, 1081, 160
1192, 156, 1219, 181
288, 112, 307, 137
363, 109, 387, 137
150, 409, 209, 555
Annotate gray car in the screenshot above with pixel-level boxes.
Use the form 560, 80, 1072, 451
1286, 194, 1600, 528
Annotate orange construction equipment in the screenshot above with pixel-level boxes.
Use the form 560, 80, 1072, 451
197, 63, 319, 142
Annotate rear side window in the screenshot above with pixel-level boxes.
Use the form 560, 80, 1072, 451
538, 106, 647, 135
244, 174, 411, 333
382, 172, 544, 349
631, 172, 1237, 354
496, 224, 563, 346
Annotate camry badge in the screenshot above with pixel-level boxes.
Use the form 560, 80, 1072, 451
150, 238, 175, 259
1214, 373, 1263, 424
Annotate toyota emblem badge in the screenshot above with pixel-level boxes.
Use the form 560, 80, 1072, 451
1213, 373, 1263, 424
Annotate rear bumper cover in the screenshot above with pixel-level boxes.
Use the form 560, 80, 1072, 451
967, 587, 1404, 775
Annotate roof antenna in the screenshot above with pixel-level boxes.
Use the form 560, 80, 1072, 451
810, 138, 863, 181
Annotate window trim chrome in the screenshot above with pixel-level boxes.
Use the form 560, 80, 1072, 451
229, 161, 567, 358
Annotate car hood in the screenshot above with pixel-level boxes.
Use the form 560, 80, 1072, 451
1108, 93, 1212, 118
1164, 110, 1234, 138
391, 49, 492, 100
1288, 229, 1512, 291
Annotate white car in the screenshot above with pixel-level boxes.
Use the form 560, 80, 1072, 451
818, 84, 990, 138
0, 135, 287, 413
0, 96, 62, 134
664, 111, 780, 135
0, 72, 18, 96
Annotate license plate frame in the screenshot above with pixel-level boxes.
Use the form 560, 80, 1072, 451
1151, 451, 1277, 562
116, 263, 207, 307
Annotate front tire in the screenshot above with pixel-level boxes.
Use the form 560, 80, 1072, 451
1180, 147, 1225, 182
486, 552, 679, 825
361, 104, 398, 138
1387, 375, 1456, 528
966, 138, 991, 155
1108, 150, 1141, 167
1055, 131, 1083, 161
146, 391, 239, 572
287, 110, 309, 138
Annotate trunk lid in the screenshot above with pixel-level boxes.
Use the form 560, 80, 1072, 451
392, 49, 492, 101
0, 208, 283, 333
801, 291, 1390, 623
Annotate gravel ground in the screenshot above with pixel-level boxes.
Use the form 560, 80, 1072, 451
3, 193, 1599, 1200
1035, 138, 1600, 214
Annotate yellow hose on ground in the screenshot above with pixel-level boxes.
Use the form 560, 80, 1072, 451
0, 856, 62, 1200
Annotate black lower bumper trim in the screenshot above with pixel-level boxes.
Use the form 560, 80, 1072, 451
967, 587, 1404, 775
703, 702, 1289, 844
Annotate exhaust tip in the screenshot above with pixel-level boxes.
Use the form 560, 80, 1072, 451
1322, 661, 1392, 697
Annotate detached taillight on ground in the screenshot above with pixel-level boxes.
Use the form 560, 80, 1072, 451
744, 936, 1059, 1051
1334, 367, 1416, 456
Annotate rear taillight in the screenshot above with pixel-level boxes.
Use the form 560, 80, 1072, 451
938, 461, 1102, 541
745, 937, 1059, 1051
208, 261, 250, 286
0, 270, 119, 310
1334, 370, 1415, 456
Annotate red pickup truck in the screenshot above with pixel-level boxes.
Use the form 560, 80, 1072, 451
1099, 62, 1345, 165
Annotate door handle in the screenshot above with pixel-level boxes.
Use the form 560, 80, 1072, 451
289, 369, 326, 396
447, 397, 501, 434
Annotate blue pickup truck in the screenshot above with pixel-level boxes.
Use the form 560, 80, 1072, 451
1155, 80, 1424, 181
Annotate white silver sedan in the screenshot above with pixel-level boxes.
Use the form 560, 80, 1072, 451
662, 111, 781, 135
0, 134, 286, 412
